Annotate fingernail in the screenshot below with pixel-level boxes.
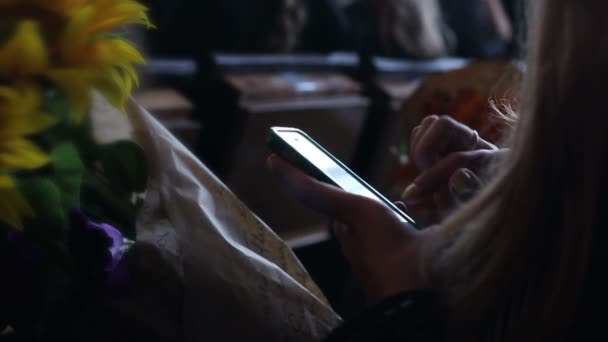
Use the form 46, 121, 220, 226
401, 184, 418, 200
450, 170, 478, 201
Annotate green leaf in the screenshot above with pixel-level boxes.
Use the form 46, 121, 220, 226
18, 178, 67, 240
100, 141, 148, 193
50, 143, 84, 209
78, 141, 147, 239
43, 88, 71, 123
81, 171, 137, 238
16, 144, 84, 241
39, 86, 94, 144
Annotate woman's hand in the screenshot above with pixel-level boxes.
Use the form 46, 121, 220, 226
268, 155, 428, 304
402, 115, 507, 208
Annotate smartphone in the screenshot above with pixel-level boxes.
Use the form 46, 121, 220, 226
267, 127, 417, 227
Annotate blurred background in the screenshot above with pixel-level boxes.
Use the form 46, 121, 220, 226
131, 0, 527, 317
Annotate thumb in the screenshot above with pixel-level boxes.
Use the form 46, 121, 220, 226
401, 152, 470, 204
448, 168, 482, 202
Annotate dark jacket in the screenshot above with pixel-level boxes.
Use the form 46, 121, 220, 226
324, 291, 443, 342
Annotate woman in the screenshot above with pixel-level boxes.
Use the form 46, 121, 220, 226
270, 0, 608, 340
345, 0, 455, 58
440, 0, 514, 58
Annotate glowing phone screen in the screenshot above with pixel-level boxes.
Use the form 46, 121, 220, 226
275, 129, 415, 225
279, 132, 383, 201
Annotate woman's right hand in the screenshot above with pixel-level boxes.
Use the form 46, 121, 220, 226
268, 155, 427, 304
402, 115, 507, 208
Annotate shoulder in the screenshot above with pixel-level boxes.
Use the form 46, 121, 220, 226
324, 290, 444, 342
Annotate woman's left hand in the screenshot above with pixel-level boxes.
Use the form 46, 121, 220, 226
403, 115, 505, 214
268, 155, 429, 304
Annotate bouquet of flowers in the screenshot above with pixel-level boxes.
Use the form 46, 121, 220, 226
0, 2, 342, 342
0, 1, 153, 339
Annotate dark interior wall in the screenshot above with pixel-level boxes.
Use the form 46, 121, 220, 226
146, 0, 292, 56
145, 0, 527, 59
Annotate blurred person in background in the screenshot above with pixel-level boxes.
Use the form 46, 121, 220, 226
146, 0, 456, 59
263, 0, 309, 52
440, 0, 515, 58
296, 0, 352, 53
145, 0, 519, 60
345, 0, 456, 59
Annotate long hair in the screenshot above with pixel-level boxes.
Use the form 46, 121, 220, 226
377, 0, 454, 58
426, 0, 608, 340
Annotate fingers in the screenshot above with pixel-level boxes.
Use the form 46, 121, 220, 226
409, 116, 499, 173
432, 168, 482, 214
268, 155, 377, 225
402, 145, 504, 205
412, 116, 477, 170
269, 155, 424, 302
401, 151, 473, 203
410, 115, 438, 158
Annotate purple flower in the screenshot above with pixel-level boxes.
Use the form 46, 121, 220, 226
69, 209, 131, 295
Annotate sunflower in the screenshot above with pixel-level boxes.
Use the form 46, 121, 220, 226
0, 0, 150, 227
0, 84, 57, 230
0, 0, 152, 121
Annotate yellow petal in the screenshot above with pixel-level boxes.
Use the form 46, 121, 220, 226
0, 198, 26, 231
44, 0, 83, 15
59, 5, 95, 64
0, 85, 19, 104
89, 2, 153, 33
122, 63, 140, 88
47, 68, 93, 122
0, 137, 50, 170
0, 174, 13, 189
89, 39, 145, 66
44, 0, 87, 15
0, 21, 49, 77
0, 85, 58, 137
122, 68, 135, 100
84, 40, 144, 98
0, 176, 33, 231
14, 111, 59, 137
91, 66, 130, 109
0, 0, 150, 122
